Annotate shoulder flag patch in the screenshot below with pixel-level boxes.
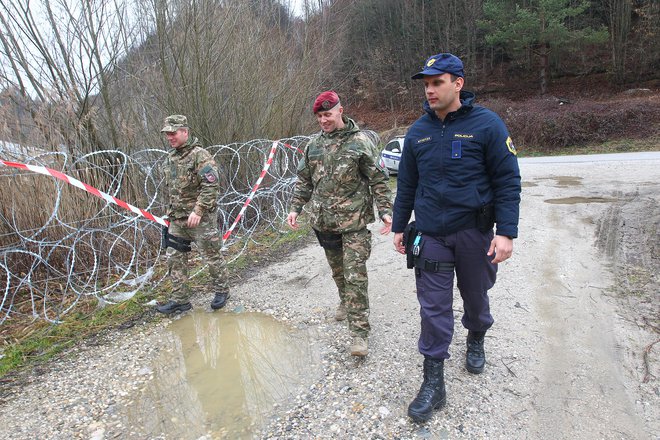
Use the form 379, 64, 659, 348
204, 171, 217, 183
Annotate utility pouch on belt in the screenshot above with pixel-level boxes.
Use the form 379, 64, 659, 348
313, 229, 342, 250
403, 221, 454, 273
403, 221, 421, 269
476, 203, 495, 232
161, 225, 192, 253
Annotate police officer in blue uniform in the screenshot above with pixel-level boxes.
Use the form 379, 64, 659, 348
392, 53, 521, 423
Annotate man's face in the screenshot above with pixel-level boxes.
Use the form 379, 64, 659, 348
423, 73, 463, 116
315, 105, 343, 133
164, 128, 189, 149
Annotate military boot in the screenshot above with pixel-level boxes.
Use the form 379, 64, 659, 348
407, 357, 446, 423
156, 301, 192, 314
465, 330, 486, 374
211, 292, 230, 310
349, 335, 368, 357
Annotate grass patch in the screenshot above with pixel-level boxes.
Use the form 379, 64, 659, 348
0, 291, 154, 377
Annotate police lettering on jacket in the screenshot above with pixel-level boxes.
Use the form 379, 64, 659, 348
291, 117, 392, 232
164, 137, 220, 220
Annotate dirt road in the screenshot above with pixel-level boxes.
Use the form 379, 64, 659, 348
0, 153, 658, 439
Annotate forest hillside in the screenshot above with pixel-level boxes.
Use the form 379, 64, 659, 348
0, 0, 658, 154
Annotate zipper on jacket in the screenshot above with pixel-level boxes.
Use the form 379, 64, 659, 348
439, 122, 447, 232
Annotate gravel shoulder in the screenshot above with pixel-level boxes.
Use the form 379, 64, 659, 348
0, 154, 658, 439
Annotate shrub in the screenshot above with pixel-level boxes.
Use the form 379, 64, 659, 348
483, 94, 660, 153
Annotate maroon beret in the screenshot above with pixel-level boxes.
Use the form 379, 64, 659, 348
313, 90, 340, 113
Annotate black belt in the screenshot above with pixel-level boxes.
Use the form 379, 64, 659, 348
415, 258, 454, 273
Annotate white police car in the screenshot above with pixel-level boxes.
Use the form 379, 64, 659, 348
380, 137, 404, 174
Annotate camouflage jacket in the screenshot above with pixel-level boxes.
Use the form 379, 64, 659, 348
164, 137, 220, 220
291, 117, 392, 232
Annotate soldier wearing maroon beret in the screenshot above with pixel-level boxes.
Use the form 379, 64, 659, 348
287, 91, 393, 357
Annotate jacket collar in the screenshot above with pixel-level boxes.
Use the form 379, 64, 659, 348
172, 137, 200, 157
321, 115, 359, 139
423, 90, 476, 121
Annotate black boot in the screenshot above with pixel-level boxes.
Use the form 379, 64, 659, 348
156, 301, 192, 314
407, 357, 446, 423
466, 330, 486, 374
211, 292, 230, 310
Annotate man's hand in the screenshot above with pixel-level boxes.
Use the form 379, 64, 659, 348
287, 211, 299, 229
380, 214, 392, 235
187, 211, 201, 228
488, 235, 513, 264
393, 232, 406, 254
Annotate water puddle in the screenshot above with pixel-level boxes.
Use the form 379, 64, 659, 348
122, 310, 321, 438
544, 196, 617, 204
536, 176, 584, 187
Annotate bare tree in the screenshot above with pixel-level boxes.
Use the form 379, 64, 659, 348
0, 0, 140, 152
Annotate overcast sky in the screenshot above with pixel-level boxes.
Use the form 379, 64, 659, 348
283, 0, 309, 17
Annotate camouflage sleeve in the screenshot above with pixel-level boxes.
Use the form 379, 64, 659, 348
193, 149, 220, 216
290, 144, 313, 213
358, 135, 393, 218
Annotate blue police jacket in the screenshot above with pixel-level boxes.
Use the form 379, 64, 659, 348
392, 91, 521, 238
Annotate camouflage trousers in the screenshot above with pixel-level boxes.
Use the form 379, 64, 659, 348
166, 215, 229, 303
323, 228, 372, 337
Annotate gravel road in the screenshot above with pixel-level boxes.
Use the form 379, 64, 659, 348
0, 153, 658, 439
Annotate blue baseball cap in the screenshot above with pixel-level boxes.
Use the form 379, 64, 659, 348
411, 53, 464, 79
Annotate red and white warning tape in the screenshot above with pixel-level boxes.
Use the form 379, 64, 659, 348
0, 159, 169, 227
1, 140, 293, 244
222, 141, 279, 241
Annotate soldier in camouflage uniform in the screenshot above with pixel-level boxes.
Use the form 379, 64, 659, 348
156, 115, 230, 314
287, 91, 393, 356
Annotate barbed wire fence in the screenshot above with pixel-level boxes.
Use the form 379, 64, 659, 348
0, 136, 323, 324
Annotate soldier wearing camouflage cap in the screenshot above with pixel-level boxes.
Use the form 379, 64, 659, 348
156, 114, 231, 314
287, 91, 393, 357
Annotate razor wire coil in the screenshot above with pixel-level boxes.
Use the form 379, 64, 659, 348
0, 135, 335, 323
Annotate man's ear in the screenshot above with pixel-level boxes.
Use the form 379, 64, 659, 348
455, 77, 464, 92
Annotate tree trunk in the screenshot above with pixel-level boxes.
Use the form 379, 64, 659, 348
607, 0, 632, 82
539, 44, 549, 96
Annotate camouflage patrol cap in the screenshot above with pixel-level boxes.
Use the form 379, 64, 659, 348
161, 115, 188, 133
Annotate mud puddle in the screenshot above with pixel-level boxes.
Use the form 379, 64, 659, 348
544, 196, 617, 204
121, 310, 321, 439
535, 175, 584, 187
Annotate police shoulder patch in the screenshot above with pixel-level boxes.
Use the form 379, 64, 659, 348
506, 137, 517, 155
